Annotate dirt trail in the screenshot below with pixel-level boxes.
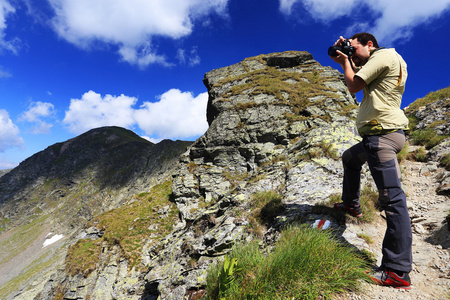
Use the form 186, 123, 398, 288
339, 159, 450, 299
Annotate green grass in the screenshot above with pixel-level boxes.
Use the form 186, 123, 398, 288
408, 147, 427, 162
247, 191, 284, 237
441, 153, 450, 171
65, 180, 179, 277
410, 128, 449, 149
206, 225, 370, 299
407, 86, 450, 113
315, 186, 380, 224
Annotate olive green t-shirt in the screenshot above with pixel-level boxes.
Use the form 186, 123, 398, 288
355, 48, 409, 135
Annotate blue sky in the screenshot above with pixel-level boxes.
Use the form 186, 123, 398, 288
1, 0, 450, 169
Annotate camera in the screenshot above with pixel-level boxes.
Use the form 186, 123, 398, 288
328, 40, 355, 57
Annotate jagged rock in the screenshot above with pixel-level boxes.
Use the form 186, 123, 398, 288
148, 51, 364, 297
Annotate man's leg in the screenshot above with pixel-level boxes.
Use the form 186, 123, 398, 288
363, 130, 412, 273
341, 141, 367, 207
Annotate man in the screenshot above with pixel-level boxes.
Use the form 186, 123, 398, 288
330, 32, 412, 289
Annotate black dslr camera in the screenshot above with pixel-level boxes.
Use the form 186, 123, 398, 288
328, 40, 355, 57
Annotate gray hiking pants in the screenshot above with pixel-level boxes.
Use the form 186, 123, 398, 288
342, 130, 412, 273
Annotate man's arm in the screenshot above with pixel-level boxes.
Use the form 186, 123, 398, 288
333, 51, 366, 94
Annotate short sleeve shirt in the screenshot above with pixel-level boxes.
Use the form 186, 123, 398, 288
355, 48, 409, 132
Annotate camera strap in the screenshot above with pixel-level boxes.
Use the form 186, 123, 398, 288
348, 56, 356, 72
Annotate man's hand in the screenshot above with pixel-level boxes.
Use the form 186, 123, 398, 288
330, 36, 349, 66
331, 50, 348, 65
330, 35, 366, 93
334, 36, 346, 47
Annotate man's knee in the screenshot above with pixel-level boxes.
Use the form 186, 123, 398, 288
342, 148, 364, 170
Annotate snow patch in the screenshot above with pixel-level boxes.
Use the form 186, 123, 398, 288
43, 233, 64, 248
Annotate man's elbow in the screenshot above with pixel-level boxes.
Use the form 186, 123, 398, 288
347, 86, 361, 94
347, 76, 366, 94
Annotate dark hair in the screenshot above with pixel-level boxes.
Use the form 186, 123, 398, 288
351, 32, 380, 48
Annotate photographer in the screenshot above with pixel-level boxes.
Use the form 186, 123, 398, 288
329, 33, 412, 289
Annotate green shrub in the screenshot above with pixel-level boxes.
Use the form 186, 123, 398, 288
206, 225, 370, 299
408, 147, 427, 162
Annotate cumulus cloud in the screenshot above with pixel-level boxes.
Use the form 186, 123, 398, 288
0, 109, 24, 152
19, 101, 56, 134
48, 0, 228, 67
279, 0, 450, 44
135, 89, 208, 140
63, 91, 137, 134
62, 89, 208, 140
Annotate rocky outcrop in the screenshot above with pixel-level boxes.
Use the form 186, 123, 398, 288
143, 51, 365, 298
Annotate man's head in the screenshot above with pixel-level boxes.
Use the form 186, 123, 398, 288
349, 32, 379, 67
350, 33, 379, 48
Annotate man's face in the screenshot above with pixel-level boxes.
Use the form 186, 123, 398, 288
350, 39, 371, 67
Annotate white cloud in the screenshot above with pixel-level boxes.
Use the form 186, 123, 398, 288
20, 101, 56, 122
63, 89, 208, 140
0, 109, 24, 152
177, 47, 201, 66
0, 67, 11, 78
19, 101, 56, 134
0, 0, 20, 54
63, 91, 137, 134
279, 0, 450, 45
0, 157, 16, 169
135, 89, 208, 140
49, 0, 228, 67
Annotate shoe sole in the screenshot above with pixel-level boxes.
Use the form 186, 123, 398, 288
368, 274, 411, 290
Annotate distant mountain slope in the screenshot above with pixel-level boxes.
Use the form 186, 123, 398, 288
0, 127, 192, 298
0, 126, 192, 233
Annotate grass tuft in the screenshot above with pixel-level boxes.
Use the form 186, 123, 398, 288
206, 225, 370, 299
317, 186, 379, 224
247, 191, 284, 237
410, 129, 448, 149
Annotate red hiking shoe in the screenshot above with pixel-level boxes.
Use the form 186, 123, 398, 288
369, 269, 411, 289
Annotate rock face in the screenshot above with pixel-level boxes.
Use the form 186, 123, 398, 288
407, 95, 450, 194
